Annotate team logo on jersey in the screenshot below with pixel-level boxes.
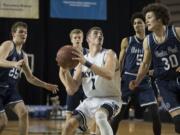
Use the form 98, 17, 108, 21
130, 47, 143, 54
155, 46, 178, 58
82, 71, 95, 78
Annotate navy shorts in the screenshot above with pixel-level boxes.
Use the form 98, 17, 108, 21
66, 88, 86, 111
155, 78, 180, 112
121, 74, 157, 107
0, 83, 22, 112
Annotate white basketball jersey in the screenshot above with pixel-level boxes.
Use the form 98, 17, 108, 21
82, 49, 121, 98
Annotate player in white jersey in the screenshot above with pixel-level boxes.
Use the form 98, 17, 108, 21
60, 27, 122, 135
82, 49, 120, 97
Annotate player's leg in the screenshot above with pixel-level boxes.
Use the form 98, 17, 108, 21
139, 78, 161, 135
0, 111, 8, 133
110, 74, 132, 134
89, 120, 97, 135
62, 116, 80, 135
66, 89, 84, 121
95, 101, 121, 135
95, 108, 113, 135
147, 104, 161, 135
156, 79, 180, 133
172, 114, 180, 133
110, 104, 128, 134
11, 101, 29, 135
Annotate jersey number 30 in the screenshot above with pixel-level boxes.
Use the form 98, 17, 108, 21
162, 54, 178, 70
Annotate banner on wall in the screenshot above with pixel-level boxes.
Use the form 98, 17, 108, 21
0, 0, 39, 19
50, 0, 107, 20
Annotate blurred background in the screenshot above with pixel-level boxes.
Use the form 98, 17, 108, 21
0, 0, 179, 107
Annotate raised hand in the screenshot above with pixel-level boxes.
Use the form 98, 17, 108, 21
72, 48, 86, 65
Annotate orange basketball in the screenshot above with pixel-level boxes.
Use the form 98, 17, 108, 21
56, 45, 79, 69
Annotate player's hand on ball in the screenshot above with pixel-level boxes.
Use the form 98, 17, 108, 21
56, 45, 79, 69
72, 48, 86, 65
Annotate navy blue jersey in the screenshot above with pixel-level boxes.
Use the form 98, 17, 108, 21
0, 41, 24, 87
123, 36, 144, 73
147, 26, 180, 80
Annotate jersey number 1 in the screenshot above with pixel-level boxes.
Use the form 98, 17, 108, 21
91, 78, 96, 90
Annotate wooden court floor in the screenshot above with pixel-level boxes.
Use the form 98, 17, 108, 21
1, 119, 179, 135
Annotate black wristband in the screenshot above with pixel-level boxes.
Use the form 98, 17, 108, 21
84, 60, 93, 68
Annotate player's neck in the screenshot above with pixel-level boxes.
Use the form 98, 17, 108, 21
153, 25, 166, 43
135, 32, 145, 40
89, 45, 102, 57
13, 40, 23, 52
153, 25, 166, 37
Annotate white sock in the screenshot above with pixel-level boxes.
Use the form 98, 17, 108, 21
95, 110, 113, 135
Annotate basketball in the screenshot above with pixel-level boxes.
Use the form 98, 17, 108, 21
56, 45, 79, 69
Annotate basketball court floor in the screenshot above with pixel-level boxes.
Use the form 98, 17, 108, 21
1, 119, 178, 135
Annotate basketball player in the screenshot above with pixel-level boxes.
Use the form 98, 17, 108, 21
111, 12, 161, 135
60, 27, 122, 135
59, 29, 87, 121
0, 21, 59, 135
129, 3, 180, 133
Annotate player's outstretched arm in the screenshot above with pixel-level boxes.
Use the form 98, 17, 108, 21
22, 53, 59, 94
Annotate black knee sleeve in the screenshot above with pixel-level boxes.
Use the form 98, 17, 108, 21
173, 115, 180, 133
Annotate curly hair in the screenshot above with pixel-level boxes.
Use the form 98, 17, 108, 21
142, 3, 170, 25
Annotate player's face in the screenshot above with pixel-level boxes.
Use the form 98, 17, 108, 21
87, 30, 104, 46
12, 27, 27, 45
145, 11, 161, 31
71, 33, 83, 48
133, 18, 145, 34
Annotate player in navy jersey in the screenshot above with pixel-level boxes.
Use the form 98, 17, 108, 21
111, 12, 161, 135
129, 3, 180, 133
60, 27, 122, 135
0, 22, 59, 135
59, 29, 87, 122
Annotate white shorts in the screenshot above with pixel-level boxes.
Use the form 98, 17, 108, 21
74, 96, 122, 131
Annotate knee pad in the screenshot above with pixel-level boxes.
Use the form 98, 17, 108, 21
173, 115, 180, 133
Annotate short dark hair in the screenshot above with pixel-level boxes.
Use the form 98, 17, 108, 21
86, 26, 103, 38
131, 12, 145, 25
142, 3, 170, 25
11, 21, 28, 33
